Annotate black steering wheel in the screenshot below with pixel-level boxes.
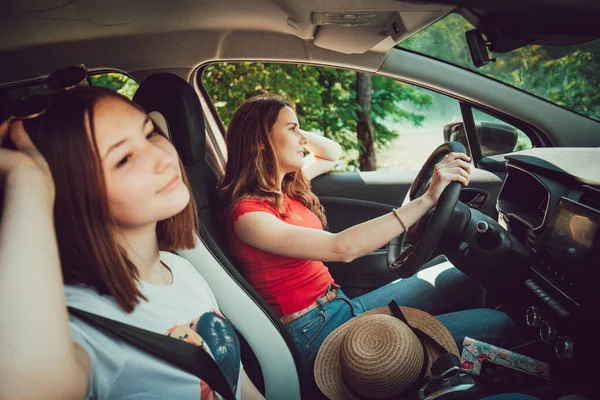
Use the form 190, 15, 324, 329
387, 141, 467, 278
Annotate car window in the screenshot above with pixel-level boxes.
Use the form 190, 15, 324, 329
4, 71, 139, 100
398, 13, 600, 122
201, 62, 462, 172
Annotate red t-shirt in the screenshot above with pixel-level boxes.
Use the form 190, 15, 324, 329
227, 196, 335, 317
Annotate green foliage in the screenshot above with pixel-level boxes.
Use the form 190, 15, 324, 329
371, 77, 432, 146
89, 73, 139, 100
400, 13, 600, 121
6, 72, 139, 101
402, 13, 474, 69
202, 63, 431, 170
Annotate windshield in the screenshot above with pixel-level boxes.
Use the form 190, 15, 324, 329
397, 13, 600, 122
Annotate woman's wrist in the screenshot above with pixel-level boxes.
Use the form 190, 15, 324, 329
5, 167, 55, 210
418, 192, 436, 209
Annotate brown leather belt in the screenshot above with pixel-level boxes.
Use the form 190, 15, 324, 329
280, 288, 338, 325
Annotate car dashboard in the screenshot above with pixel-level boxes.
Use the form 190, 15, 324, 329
496, 148, 600, 381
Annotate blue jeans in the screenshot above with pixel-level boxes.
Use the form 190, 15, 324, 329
284, 261, 517, 373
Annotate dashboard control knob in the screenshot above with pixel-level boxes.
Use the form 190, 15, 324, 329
476, 221, 489, 233
526, 305, 541, 327
540, 320, 557, 344
555, 336, 574, 360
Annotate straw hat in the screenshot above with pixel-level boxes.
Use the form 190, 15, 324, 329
314, 305, 459, 400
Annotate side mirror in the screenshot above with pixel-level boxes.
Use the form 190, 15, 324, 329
443, 122, 470, 157
443, 121, 518, 157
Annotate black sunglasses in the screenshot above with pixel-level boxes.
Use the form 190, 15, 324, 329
4, 64, 92, 123
1, 65, 92, 149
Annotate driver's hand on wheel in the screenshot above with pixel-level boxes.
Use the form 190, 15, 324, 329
424, 152, 471, 205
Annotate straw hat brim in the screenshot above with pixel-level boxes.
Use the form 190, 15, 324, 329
314, 305, 459, 400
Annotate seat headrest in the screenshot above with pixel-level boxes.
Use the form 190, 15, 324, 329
133, 73, 206, 166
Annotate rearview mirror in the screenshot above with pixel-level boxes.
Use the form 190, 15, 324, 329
443, 121, 518, 157
465, 30, 495, 68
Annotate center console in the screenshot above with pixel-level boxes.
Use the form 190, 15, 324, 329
534, 197, 600, 304
523, 197, 600, 372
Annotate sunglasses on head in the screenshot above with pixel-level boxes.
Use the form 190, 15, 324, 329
3, 64, 92, 124
1, 65, 92, 150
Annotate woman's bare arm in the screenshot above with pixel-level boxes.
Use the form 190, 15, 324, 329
236, 194, 434, 263
0, 121, 89, 400
237, 152, 471, 263
301, 130, 342, 180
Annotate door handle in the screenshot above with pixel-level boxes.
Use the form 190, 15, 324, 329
459, 189, 489, 209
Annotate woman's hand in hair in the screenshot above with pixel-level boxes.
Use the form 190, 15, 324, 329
423, 152, 471, 205
0, 120, 55, 206
301, 130, 342, 180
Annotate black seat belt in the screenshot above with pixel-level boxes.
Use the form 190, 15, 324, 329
68, 307, 236, 400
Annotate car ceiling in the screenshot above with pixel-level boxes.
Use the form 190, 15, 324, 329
0, 0, 455, 85
2, 0, 599, 86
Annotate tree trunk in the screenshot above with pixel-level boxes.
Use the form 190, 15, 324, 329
356, 73, 376, 171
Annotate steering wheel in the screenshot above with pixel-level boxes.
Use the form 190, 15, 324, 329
387, 141, 467, 278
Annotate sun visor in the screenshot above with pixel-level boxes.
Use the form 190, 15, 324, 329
311, 11, 416, 54
479, 13, 600, 53
313, 25, 391, 54
408, 0, 600, 52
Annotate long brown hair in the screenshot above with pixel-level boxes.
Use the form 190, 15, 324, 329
218, 94, 326, 227
24, 86, 198, 313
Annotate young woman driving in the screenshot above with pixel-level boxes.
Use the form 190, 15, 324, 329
0, 84, 263, 400
219, 95, 516, 371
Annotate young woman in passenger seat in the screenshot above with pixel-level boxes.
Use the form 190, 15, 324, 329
0, 86, 264, 400
219, 94, 518, 373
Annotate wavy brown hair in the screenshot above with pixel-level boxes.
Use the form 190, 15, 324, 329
24, 86, 198, 313
218, 94, 326, 227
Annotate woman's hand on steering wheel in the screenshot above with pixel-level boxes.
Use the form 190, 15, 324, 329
388, 142, 469, 277
423, 152, 472, 206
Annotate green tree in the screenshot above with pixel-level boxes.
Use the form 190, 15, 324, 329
90, 73, 138, 100
401, 13, 600, 121
202, 62, 432, 171
356, 73, 375, 170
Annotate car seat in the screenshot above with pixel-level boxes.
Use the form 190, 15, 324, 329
133, 72, 312, 399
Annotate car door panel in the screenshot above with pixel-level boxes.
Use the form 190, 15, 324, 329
317, 197, 397, 233
316, 196, 399, 296
311, 171, 413, 297
327, 251, 398, 298
311, 170, 416, 206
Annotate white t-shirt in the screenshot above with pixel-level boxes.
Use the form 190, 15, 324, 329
65, 251, 242, 400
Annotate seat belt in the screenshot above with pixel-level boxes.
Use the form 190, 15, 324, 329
68, 307, 236, 400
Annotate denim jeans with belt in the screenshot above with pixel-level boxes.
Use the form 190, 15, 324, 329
284, 261, 517, 373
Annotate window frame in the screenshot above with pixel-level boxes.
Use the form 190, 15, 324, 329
196, 60, 547, 172
458, 101, 549, 170
1, 69, 138, 92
